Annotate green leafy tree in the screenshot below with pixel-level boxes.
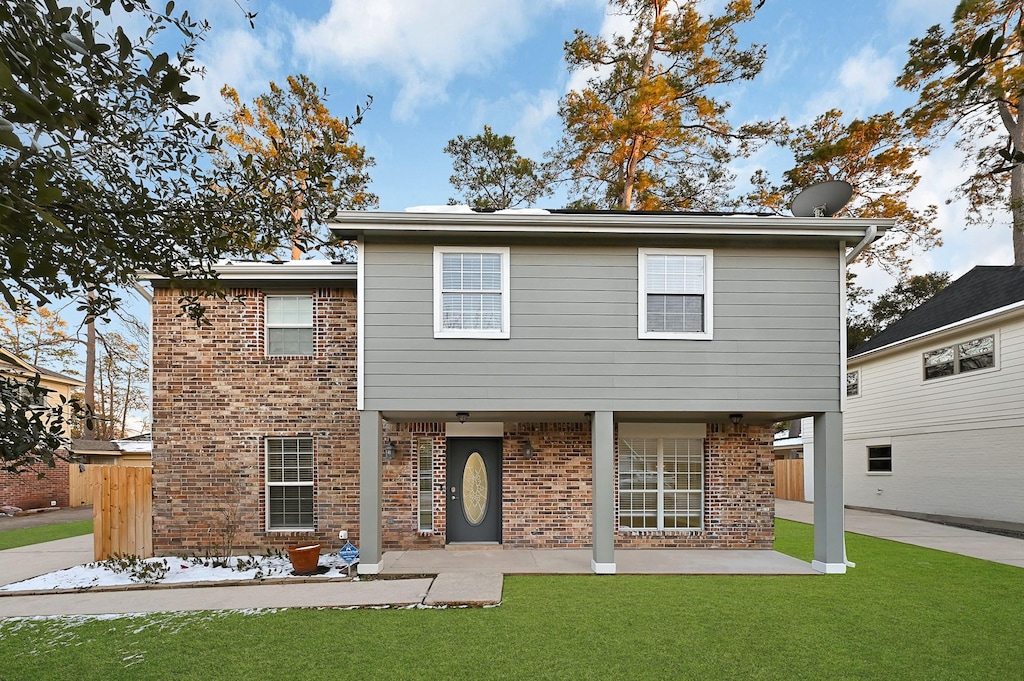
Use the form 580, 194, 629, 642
848, 272, 952, 350
444, 125, 552, 210
551, 0, 777, 210
745, 109, 940, 275
0, 0, 301, 470
218, 75, 376, 261
897, 0, 1024, 264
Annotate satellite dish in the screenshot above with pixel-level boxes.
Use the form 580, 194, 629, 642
790, 180, 853, 217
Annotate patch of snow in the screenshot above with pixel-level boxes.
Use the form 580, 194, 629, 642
0, 552, 358, 592
404, 204, 475, 213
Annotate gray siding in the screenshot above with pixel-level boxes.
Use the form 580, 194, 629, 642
362, 243, 843, 412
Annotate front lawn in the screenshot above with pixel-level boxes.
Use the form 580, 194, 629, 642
0, 520, 93, 551
0, 519, 1020, 680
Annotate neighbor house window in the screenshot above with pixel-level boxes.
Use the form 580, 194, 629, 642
266, 295, 313, 356
417, 438, 434, 532
638, 249, 713, 340
867, 445, 892, 473
266, 437, 314, 530
619, 437, 704, 530
923, 334, 995, 380
433, 247, 510, 338
846, 370, 860, 397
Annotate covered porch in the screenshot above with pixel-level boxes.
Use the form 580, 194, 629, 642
357, 409, 847, 576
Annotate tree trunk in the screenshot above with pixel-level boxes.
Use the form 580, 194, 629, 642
1013, 162, 1024, 265
620, 1, 663, 210
83, 305, 95, 440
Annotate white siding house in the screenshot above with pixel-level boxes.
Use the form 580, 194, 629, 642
797, 266, 1024, 530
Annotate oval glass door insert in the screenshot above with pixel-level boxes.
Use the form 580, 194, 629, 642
462, 452, 488, 526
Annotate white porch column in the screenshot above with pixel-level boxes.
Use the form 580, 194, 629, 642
812, 411, 846, 574
358, 410, 384, 575
591, 410, 616, 574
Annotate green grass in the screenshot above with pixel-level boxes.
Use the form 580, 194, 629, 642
0, 519, 1020, 680
0, 520, 93, 550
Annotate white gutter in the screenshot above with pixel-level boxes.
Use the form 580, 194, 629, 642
132, 281, 153, 303
845, 225, 877, 265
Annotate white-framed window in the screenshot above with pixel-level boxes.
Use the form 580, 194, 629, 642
923, 334, 995, 380
638, 248, 713, 340
417, 438, 434, 532
618, 436, 704, 530
266, 437, 314, 530
433, 247, 510, 339
266, 295, 314, 356
846, 370, 860, 397
867, 445, 892, 474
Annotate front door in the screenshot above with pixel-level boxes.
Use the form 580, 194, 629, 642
446, 438, 502, 543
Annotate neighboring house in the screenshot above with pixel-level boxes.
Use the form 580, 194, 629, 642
840, 265, 1024, 531
146, 209, 891, 574
0, 348, 85, 510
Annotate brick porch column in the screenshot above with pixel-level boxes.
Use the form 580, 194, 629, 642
358, 410, 384, 575
592, 410, 615, 574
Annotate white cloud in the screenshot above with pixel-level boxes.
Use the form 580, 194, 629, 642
190, 28, 287, 115
293, 0, 567, 121
803, 45, 897, 120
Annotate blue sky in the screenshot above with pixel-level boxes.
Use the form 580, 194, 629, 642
154, 0, 1007, 297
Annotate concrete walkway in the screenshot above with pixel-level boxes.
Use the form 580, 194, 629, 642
776, 500, 1024, 569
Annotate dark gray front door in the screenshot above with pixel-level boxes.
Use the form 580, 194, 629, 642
446, 438, 502, 543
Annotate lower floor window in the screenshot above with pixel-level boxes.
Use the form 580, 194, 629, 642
618, 437, 703, 530
266, 437, 314, 530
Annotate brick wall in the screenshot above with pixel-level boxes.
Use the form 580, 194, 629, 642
151, 287, 359, 555
380, 421, 774, 550
0, 456, 70, 510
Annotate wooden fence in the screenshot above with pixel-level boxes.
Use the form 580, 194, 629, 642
91, 466, 153, 560
68, 463, 94, 508
774, 458, 805, 502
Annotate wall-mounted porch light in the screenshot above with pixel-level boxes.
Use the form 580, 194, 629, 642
383, 438, 396, 461
522, 440, 535, 459
729, 414, 743, 432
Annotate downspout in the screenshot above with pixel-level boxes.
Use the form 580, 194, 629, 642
840, 230, 876, 568
845, 225, 877, 265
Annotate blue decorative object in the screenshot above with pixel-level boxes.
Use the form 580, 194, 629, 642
339, 541, 359, 565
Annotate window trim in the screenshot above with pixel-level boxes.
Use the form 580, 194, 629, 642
265, 294, 314, 357
433, 246, 511, 339
921, 333, 997, 382
617, 433, 705, 532
265, 436, 315, 532
866, 444, 892, 475
638, 248, 714, 340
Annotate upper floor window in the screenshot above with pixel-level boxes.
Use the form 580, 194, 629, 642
923, 334, 995, 380
266, 295, 313, 356
638, 248, 713, 340
846, 370, 860, 397
433, 247, 510, 339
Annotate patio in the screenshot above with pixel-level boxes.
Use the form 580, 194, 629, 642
380, 548, 817, 575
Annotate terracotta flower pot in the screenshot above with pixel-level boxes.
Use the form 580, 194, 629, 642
287, 543, 322, 575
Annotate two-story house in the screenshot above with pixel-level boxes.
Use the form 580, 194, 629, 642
148, 209, 890, 574
842, 266, 1024, 532
0, 348, 85, 510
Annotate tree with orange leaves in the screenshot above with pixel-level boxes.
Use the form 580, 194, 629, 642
550, 0, 778, 211
218, 75, 376, 261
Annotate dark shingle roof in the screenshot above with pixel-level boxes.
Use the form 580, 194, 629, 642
851, 266, 1024, 357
